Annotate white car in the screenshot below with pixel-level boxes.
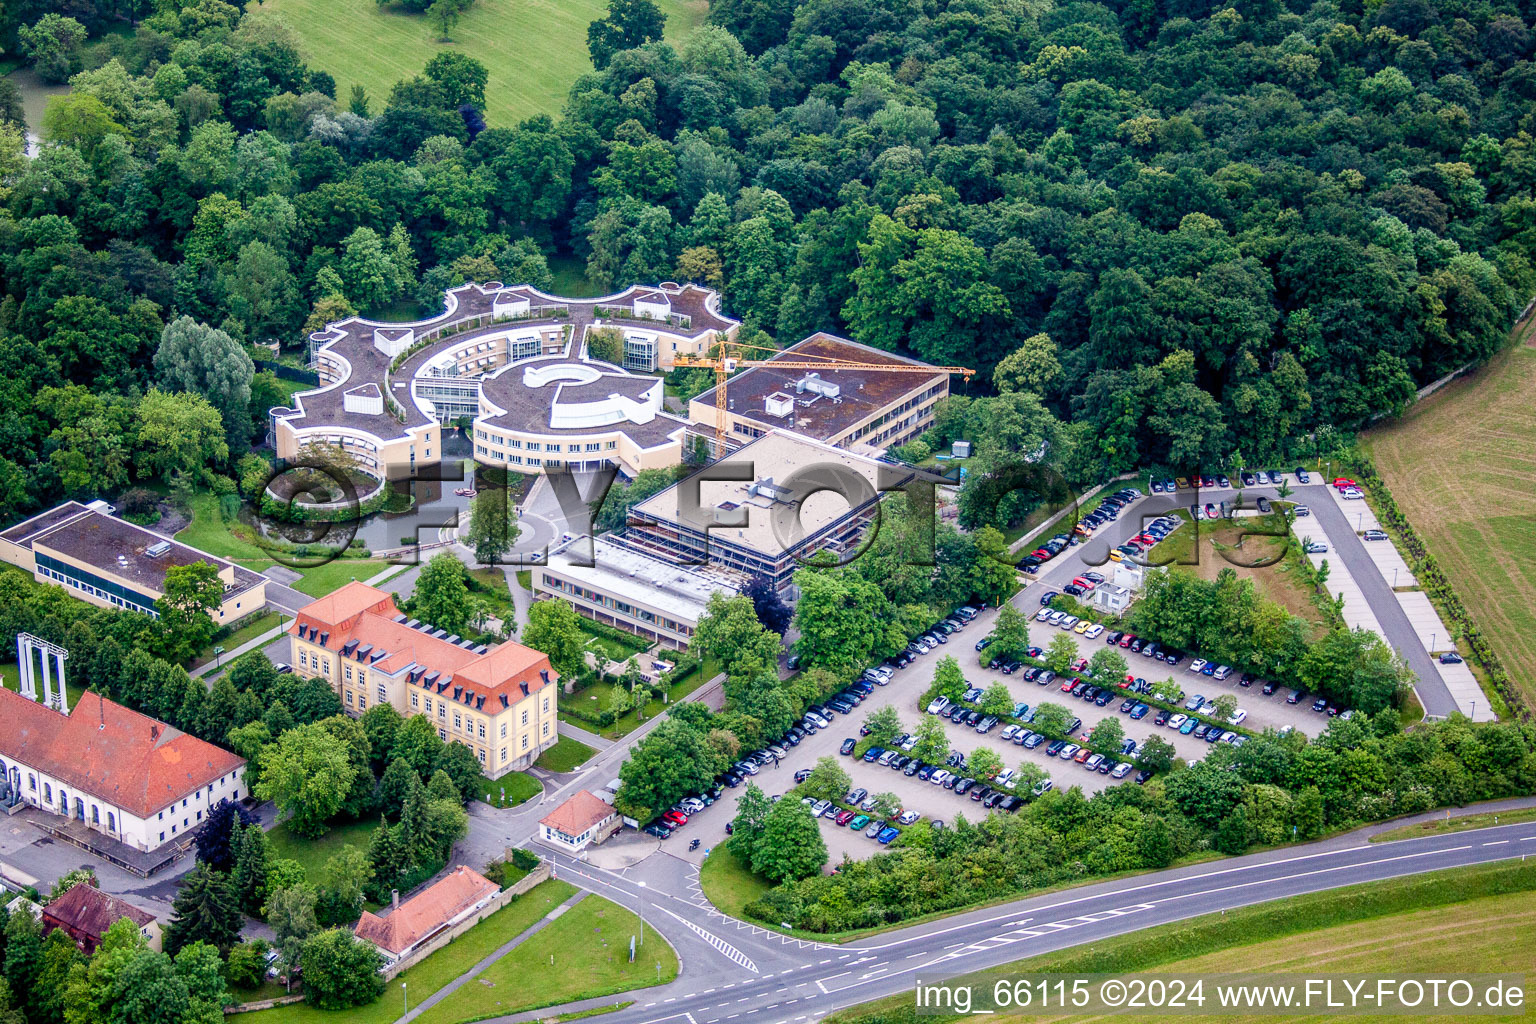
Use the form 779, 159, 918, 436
1197, 700, 1217, 716
1057, 744, 1080, 760
900, 734, 919, 752
1036, 607, 1054, 621
996, 769, 1016, 789
1190, 658, 1208, 674
1084, 623, 1104, 639
810, 799, 832, 817
897, 810, 921, 825
927, 695, 952, 714
1110, 762, 1134, 778
682, 798, 706, 814
929, 770, 951, 787
1000, 724, 1019, 741
1341, 488, 1364, 500
1167, 713, 1188, 729
1229, 709, 1248, 725
1048, 611, 1067, 626
1032, 778, 1054, 796
1294, 505, 1311, 516
1059, 615, 1079, 630
1305, 541, 1328, 553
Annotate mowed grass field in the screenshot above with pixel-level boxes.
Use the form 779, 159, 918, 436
1364, 315, 1536, 709
254, 0, 709, 129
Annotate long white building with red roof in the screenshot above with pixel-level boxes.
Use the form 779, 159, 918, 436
0, 687, 246, 852
287, 581, 558, 777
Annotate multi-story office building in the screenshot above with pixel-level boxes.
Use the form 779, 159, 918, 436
288, 582, 557, 776
620, 432, 914, 593
0, 501, 269, 624
687, 333, 950, 457
533, 535, 740, 649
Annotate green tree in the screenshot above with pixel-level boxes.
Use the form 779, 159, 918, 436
265, 884, 319, 950
164, 863, 241, 955
693, 593, 781, 682
1212, 694, 1239, 723
135, 389, 228, 483
255, 724, 360, 838
587, 0, 667, 70
970, 527, 1020, 607
1138, 816, 1176, 867
930, 656, 967, 701
993, 333, 1062, 395
615, 718, 725, 822
1045, 633, 1079, 674
586, 325, 625, 364
521, 597, 586, 681
230, 822, 273, 916
465, 483, 521, 566
426, 0, 471, 40
1089, 648, 1129, 683
18, 14, 87, 84
154, 562, 224, 660
297, 930, 384, 1010
910, 714, 950, 764
1139, 735, 1178, 774
979, 683, 1015, 718
154, 317, 256, 454
991, 603, 1030, 661
423, 52, 488, 108
966, 746, 1003, 780
801, 757, 851, 802
729, 783, 771, 863
750, 797, 826, 882
411, 553, 472, 636
1088, 716, 1125, 751
862, 706, 902, 747
40, 93, 125, 152
1031, 702, 1071, 738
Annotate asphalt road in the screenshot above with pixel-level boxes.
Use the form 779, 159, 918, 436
482, 815, 1536, 1024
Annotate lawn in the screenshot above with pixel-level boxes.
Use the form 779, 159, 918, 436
698, 841, 773, 922
240, 879, 578, 1024
578, 622, 651, 663
256, 0, 708, 130
238, 557, 396, 598
414, 892, 678, 1024
1363, 322, 1536, 710
192, 611, 282, 668
176, 493, 270, 560
0, 662, 87, 711
828, 857, 1536, 1024
566, 655, 719, 739
266, 818, 381, 887
470, 771, 541, 809
1148, 511, 1329, 633
548, 255, 606, 298
535, 737, 596, 773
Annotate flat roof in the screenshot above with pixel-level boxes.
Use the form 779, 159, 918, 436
8, 504, 266, 600
545, 536, 740, 621
692, 334, 948, 444
629, 431, 911, 557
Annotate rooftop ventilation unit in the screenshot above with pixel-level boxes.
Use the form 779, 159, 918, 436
764, 392, 795, 418
145, 541, 172, 558
794, 372, 840, 400
747, 478, 793, 502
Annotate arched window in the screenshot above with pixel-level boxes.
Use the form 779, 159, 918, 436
107, 812, 115, 832
43, 783, 50, 802
73, 797, 83, 821
90, 805, 99, 824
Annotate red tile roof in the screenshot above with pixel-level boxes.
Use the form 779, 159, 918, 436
43, 881, 154, 940
540, 790, 615, 836
0, 690, 245, 817
353, 865, 499, 956
292, 583, 556, 703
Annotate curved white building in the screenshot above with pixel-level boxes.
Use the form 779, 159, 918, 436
270, 282, 739, 479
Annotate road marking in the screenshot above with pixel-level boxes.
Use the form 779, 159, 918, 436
656, 905, 759, 974
1485, 840, 1508, 846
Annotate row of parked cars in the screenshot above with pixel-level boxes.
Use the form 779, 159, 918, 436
889, 606, 981, 669
1150, 468, 1313, 493
852, 739, 1051, 811
1020, 488, 1145, 572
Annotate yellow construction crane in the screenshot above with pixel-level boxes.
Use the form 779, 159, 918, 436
675, 339, 975, 446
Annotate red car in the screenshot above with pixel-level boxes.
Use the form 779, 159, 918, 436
1071, 576, 1097, 591
1060, 676, 1077, 691
1332, 478, 1356, 489
661, 811, 688, 827
1119, 633, 1137, 648
834, 810, 855, 826
1132, 533, 1155, 546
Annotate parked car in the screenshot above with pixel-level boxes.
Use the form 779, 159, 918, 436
839, 738, 857, 755
1363, 529, 1388, 541
877, 826, 901, 844
1294, 505, 1311, 517
1439, 652, 1464, 664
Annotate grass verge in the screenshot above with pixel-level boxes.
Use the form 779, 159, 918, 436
827, 857, 1536, 1024
535, 737, 596, 773
192, 611, 281, 668
471, 771, 541, 809
414, 892, 678, 1024
239, 880, 578, 1024
1369, 805, 1536, 843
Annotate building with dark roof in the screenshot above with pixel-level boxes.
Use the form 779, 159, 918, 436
42, 881, 160, 953
288, 581, 558, 776
0, 688, 246, 852
687, 333, 951, 457
0, 501, 269, 624
271, 281, 738, 481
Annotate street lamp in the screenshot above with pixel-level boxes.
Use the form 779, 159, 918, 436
636, 880, 646, 946
1392, 567, 1398, 588
402, 981, 408, 1014
213, 645, 225, 669
1469, 699, 1477, 720
1430, 632, 1436, 654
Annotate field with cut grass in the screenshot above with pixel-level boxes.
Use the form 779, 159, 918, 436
1363, 317, 1536, 710
255, 0, 708, 130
